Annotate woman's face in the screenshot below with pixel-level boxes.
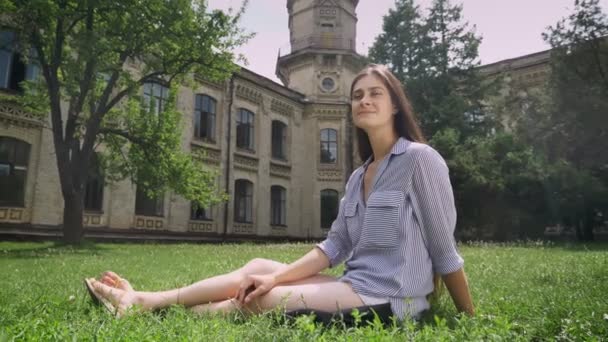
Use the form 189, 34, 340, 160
351, 74, 396, 133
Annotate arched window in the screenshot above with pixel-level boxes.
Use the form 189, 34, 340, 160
194, 94, 216, 142
270, 185, 286, 226
320, 189, 339, 229
234, 179, 253, 223
142, 82, 168, 114
84, 153, 104, 211
271, 120, 287, 160
0, 137, 30, 206
320, 128, 337, 163
236, 108, 255, 150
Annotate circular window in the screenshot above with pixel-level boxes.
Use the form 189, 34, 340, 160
321, 77, 335, 92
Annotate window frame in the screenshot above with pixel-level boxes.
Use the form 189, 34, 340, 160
135, 187, 164, 217
84, 153, 104, 212
142, 81, 169, 115
234, 179, 253, 223
194, 94, 217, 143
0, 136, 30, 207
236, 108, 255, 151
271, 120, 288, 161
320, 189, 339, 229
320, 128, 338, 164
270, 185, 286, 226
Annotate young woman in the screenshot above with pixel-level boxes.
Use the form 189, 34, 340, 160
87, 64, 474, 321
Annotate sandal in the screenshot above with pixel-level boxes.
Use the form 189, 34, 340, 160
84, 278, 118, 316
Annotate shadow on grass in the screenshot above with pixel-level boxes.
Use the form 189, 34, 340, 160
0, 240, 110, 259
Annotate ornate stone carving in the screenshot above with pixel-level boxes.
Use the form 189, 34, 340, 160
133, 216, 165, 230
191, 143, 221, 166
270, 98, 294, 118
194, 75, 225, 91
233, 223, 255, 234
0, 102, 45, 128
311, 107, 347, 121
188, 221, 216, 233
270, 161, 291, 179
236, 84, 263, 105
317, 169, 344, 182
83, 213, 104, 227
0, 207, 28, 223
234, 153, 259, 171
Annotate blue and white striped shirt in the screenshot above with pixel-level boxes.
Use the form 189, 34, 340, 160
317, 137, 464, 320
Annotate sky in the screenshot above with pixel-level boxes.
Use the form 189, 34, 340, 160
207, 0, 608, 83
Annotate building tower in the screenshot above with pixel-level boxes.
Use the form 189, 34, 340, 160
277, 0, 365, 237
276, 0, 364, 103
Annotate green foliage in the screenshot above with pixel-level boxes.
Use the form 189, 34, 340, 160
0, 242, 607, 340
0, 0, 252, 242
432, 130, 550, 240
542, 0, 608, 174
369, 0, 494, 139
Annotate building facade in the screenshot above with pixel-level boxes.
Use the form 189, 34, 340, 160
0, 0, 553, 240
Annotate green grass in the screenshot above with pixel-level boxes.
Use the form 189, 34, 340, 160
0, 241, 607, 341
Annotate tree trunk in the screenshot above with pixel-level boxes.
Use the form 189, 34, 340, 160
63, 192, 85, 244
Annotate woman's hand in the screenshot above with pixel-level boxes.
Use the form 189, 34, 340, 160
237, 274, 277, 304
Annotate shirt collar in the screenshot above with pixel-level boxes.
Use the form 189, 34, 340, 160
362, 137, 412, 167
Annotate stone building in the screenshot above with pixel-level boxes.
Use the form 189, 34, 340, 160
0, 0, 553, 241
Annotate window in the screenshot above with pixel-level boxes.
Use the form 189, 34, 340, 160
0, 31, 39, 92
135, 188, 164, 217
191, 202, 212, 221
320, 128, 337, 163
194, 94, 216, 142
143, 82, 168, 114
271, 186, 286, 226
0, 137, 30, 206
84, 153, 104, 211
236, 109, 255, 150
271, 120, 287, 160
234, 179, 253, 223
320, 189, 339, 229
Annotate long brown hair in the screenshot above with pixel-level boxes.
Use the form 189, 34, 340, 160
350, 64, 426, 162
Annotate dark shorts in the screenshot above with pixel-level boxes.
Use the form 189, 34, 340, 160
284, 302, 395, 327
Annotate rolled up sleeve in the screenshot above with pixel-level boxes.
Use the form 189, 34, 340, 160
411, 146, 464, 275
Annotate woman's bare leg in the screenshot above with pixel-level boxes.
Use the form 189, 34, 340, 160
189, 274, 364, 316
90, 258, 286, 314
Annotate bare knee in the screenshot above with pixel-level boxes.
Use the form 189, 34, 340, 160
239, 258, 284, 276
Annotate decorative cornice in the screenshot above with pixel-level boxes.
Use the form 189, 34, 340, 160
191, 143, 221, 166
194, 75, 225, 91
233, 223, 255, 234
0, 102, 45, 128
234, 152, 259, 171
317, 169, 343, 182
270, 161, 291, 179
270, 98, 295, 118
235, 84, 263, 105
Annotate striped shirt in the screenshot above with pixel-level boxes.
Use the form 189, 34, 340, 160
317, 137, 464, 320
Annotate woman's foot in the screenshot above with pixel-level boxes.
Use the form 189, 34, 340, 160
99, 271, 134, 291
90, 279, 144, 317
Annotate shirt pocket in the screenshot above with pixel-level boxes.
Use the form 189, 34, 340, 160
360, 190, 404, 249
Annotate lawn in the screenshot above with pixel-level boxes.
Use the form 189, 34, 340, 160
0, 241, 607, 341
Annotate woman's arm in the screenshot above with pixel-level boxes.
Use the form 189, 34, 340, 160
442, 268, 475, 315
237, 247, 330, 304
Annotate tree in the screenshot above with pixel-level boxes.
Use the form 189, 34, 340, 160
369, 0, 493, 139
0, 0, 251, 244
539, 0, 608, 240
542, 0, 608, 175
